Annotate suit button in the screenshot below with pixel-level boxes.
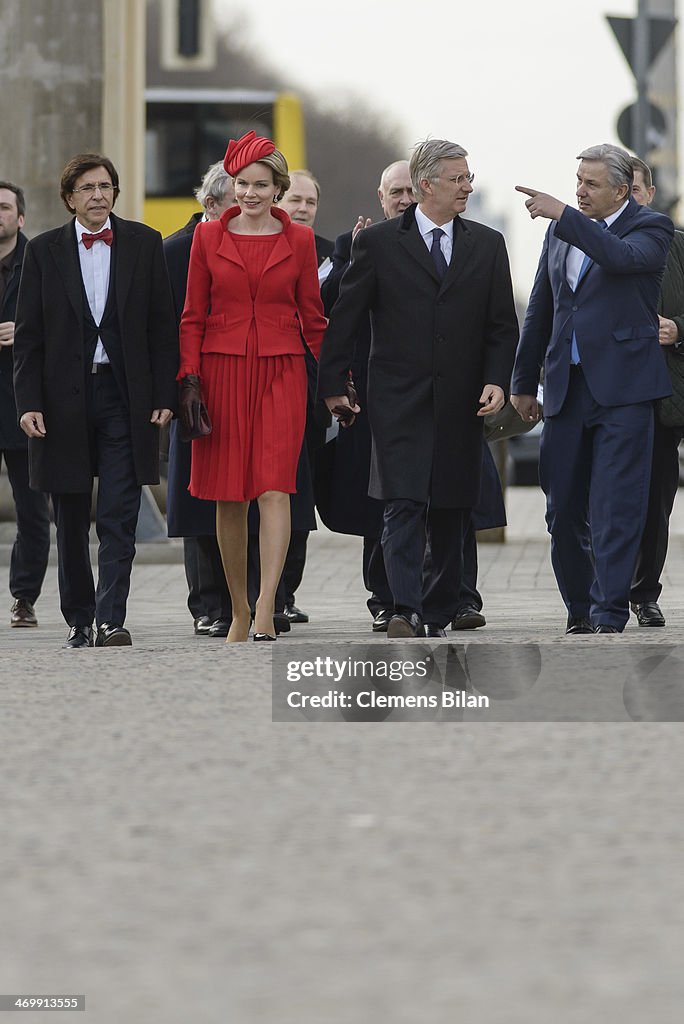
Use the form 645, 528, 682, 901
72, 387, 80, 395
572, 305, 578, 311
436, 334, 444, 343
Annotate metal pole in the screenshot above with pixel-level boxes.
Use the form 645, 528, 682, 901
634, 0, 650, 160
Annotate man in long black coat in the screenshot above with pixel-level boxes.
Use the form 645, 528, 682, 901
318, 160, 414, 631
14, 153, 178, 648
0, 181, 50, 628
628, 155, 684, 627
318, 139, 518, 638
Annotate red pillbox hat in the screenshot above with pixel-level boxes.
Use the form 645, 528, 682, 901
224, 130, 276, 176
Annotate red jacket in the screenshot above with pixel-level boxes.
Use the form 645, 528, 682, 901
178, 205, 326, 377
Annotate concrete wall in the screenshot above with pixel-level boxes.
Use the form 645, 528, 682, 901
0, 0, 104, 237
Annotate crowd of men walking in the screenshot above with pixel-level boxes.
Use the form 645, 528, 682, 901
1, 135, 682, 646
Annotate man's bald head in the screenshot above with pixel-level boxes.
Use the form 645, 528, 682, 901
378, 160, 414, 219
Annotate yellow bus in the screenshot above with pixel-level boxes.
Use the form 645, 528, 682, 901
144, 88, 305, 237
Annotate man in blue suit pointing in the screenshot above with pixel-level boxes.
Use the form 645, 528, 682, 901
511, 144, 673, 634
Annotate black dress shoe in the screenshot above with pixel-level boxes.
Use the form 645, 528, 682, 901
207, 618, 230, 637
387, 610, 423, 638
273, 612, 291, 634
284, 603, 309, 623
10, 598, 38, 627
450, 605, 486, 630
424, 624, 447, 638
95, 623, 132, 647
253, 632, 277, 642
595, 624, 620, 634
194, 615, 212, 636
565, 616, 595, 635
371, 609, 392, 633
631, 601, 665, 627
63, 625, 94, 649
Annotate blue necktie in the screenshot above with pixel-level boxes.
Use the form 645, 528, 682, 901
570, 219, 607, 364
430, 227, 448, 280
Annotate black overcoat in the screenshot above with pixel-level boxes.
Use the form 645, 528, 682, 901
0, 231, 28, 450
316, 229, 384, 537
317, 205, 519, 508
13, 213, 178, 493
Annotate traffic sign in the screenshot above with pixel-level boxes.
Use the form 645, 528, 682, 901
617, 102, 667, 151
607, 15, 677, 72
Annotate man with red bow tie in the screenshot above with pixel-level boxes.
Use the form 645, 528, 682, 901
13, 153, 178, 648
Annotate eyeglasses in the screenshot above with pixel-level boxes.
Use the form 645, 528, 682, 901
71, 183, 115, 195
448, 172, 475, 186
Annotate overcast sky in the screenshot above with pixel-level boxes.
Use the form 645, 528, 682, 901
214, 0, 680, 295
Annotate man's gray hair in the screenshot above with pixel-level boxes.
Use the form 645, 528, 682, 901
194, 160, 232, 209
576, 144, 634, 190
409, 140, 468, 201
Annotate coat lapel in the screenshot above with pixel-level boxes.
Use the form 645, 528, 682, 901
440, 218, 473, 292
550, 228, 574, 298
111, 213, 141, 317
261, 230, 293, 276
398, 207, 442, 285
49, 222, 83, 321
216, 226, 247, 270
564, 200, 635, 292
213, 221, 294, 289
397, 207, 474, 292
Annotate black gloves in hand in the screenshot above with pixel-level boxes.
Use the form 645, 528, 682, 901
331, 377, 359, 429
178, 374, 212, 442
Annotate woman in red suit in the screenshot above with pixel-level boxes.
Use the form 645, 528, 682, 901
178, 131, 327, 642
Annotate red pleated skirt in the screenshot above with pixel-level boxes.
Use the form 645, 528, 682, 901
189, 347, 306, 501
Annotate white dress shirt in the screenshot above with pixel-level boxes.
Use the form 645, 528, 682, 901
415, 205, 454, 265
74, 217, 112, 364
566, 200, 628, 290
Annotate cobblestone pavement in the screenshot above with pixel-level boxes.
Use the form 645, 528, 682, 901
0, 490, 683, 1023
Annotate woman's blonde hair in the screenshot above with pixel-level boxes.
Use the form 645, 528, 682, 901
253, 149, 291, 201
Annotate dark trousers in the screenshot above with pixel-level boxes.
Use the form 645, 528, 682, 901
540, 368, 653, 629
283, 529, 308, 606
51, 372, 141, 628
457, 515, 483, 612
381, 498, 466, 628
1, 447, 50, 603
184, 535, 231, 621
362, 536, 393, 616
631, 415, 684, 604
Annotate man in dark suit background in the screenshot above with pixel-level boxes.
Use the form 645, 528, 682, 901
0, 181, 50, 629
14, 153, 178, 648
165, 160, 234, 637
318, 160, 413, 632
627, 155, 684, 628
318, 139, 518, 638
277, 169, 334, 624
512, 143, 673, 634
280, 169, 334, 268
